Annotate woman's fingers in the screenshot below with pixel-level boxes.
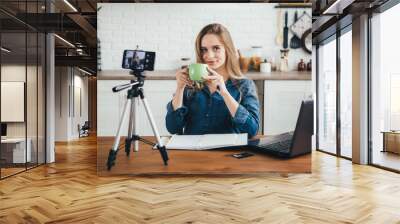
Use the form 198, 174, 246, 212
180, 77, 190, 84
185, 78, 193, 85
179, 75, 193, 86
177, 68, 188, 76
206, 66, 217, 75
202, 74, 218, 81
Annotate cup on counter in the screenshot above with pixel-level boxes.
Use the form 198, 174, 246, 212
260, 60, 271, 73
188, 63, 208, 82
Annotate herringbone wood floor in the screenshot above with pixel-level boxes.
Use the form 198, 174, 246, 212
1, 136, 400, 224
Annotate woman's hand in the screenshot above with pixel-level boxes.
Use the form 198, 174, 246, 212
202, 67, 228, 94
176, 67, 194, 90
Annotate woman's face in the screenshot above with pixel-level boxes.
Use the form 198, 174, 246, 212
200, 34, 226, 70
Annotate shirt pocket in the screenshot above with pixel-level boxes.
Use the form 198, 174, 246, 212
188, 93, 209, 117
212, 97, 230, 118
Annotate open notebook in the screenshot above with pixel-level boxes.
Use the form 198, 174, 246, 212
165, 133, 248, 150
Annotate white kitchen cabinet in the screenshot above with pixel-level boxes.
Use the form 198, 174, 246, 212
98, 78, 312, 137
263, 80, 312, 135
97, 80, 176, 137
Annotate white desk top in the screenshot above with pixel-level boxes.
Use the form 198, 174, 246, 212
1, 138, 29, 143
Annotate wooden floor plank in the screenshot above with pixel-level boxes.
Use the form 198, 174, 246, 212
0, 136, 399, 223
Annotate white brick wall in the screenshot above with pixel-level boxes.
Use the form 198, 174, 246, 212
98, 3, 312, 71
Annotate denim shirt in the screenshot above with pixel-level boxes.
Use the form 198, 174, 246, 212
165, 78, 260, 138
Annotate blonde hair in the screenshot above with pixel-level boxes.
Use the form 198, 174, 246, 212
191, 23, 245, 91
195, 23, 244, 79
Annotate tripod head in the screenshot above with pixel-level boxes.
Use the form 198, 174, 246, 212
112, 70, 146, 93
130, 70, 146, 88
130, 70, 146, 79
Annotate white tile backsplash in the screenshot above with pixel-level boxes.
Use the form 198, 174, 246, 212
98, 3, 312, 71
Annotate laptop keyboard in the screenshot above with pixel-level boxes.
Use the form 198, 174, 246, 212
262, 139, 292, 153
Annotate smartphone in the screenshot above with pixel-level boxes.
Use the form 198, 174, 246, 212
121, 50, 156, 71
231, 152, 254, 159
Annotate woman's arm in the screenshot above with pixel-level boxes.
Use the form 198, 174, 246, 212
165, 96, 188, 135
172, 87, 185, 110
219, 81, 260, 138
165, 69, 193, 134
229, 79, 260, 138
220, 90, 239, 117
203, 69, 260, 138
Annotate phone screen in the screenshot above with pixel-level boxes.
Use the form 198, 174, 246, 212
122, 50, 155, 71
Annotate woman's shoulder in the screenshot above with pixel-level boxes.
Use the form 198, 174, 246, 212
233, 78, 256, 91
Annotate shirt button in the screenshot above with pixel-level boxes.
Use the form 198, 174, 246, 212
206, 114, 209, 117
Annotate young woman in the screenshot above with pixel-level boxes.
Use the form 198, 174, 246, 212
165, 23, 260, 138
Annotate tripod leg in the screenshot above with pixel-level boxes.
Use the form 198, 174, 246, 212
107, 97, 131, 170
125, 98, 135, 156
132, 98, 139, 152
112, 98, 131, 151
140, 97, 169, 165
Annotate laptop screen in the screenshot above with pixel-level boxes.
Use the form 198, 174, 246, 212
289, 100, 314, 156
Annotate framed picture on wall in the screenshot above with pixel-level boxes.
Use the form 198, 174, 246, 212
1, 81, 25, 122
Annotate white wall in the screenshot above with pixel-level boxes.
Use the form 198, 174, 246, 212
1, 64, 46, 163
55, 67, 69, 141
1, 65, 32, 137
72, 74, 89, 138
55, 67, 89, 141
98, 3, 312, 71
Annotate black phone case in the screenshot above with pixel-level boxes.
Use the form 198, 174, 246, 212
232, 152, 254, 159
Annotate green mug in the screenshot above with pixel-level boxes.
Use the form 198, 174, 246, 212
188, 63, 208, 82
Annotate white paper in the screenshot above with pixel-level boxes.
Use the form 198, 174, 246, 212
166, 133, 248, 150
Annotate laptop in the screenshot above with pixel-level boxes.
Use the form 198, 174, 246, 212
247, 100, 314, 158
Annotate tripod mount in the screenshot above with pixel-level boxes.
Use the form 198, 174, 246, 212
107, 70, 169, 170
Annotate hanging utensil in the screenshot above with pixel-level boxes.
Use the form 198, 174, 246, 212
283, 11, 289, 49
275, 9, 283, 46
290, 11, 301, 49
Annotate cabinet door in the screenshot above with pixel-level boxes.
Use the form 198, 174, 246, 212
264, 80, 312, 135
97, 80, 176, 137
135, 80, 177, 136
97, 80, 129, 137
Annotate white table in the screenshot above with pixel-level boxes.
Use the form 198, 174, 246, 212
1, 138, 31, 163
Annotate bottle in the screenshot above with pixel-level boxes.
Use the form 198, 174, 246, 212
279, 49, 289, 72
307, 59, 312, 71
269, 56, 277, 71
298, 59, 306, 71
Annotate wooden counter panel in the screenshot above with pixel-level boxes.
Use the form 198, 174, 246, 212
97, 137, 311, 176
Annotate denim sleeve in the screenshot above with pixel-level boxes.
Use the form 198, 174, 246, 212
165, 89, 189, 135
232, 79, 260, 138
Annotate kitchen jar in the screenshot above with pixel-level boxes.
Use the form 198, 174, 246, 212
260, 59, 271, 73
238, 49, 251, 73
250, 46, 263, 71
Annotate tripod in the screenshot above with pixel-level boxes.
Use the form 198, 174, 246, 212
107, 71, 169, 170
